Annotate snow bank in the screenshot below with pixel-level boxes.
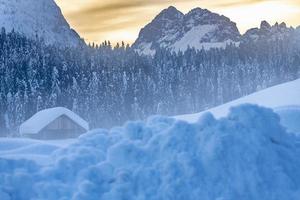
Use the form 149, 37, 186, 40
0, 139, 76, 165
1, 104, 300, 200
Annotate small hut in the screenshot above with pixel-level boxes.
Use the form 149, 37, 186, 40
19, 107, 89, 140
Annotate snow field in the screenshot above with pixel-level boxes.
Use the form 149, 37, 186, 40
1, 104, 300, 200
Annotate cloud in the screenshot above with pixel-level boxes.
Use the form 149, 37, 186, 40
63, 0, 282, 33
78, 1, 143, 16
202, 0, 267, 7
67, 2, 148, 34
201, 0, 300, 8
65, 0, 197, 41
73, 0, 194, 16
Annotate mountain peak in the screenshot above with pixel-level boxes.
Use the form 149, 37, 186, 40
156, 6, 183, 20
133, 6, 240, 55
166, 6, 178, 12
260, 21, 271, 30
279, 22, 287, 29
244, 20, 293, 42
188, 7, 207, 14
0, 0, 82, 46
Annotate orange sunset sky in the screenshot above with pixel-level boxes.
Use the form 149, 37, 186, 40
55, 0, 300, 44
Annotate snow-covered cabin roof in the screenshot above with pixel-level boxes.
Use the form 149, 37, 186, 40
20, 107, 89, 134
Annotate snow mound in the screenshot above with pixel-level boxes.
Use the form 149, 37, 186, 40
1, 104, 300, 199
20, 107, 89, 135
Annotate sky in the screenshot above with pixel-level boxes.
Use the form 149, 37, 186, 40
55, 0, 300, 45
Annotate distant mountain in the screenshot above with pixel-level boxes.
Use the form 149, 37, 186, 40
0, 0, 82, 46
242, 21, 294, 42
133, 6, 300, 55
133, 6, 241, 55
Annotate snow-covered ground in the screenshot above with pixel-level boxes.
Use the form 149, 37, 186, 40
1, 79, 300, 199
0, 138, 76, 165
176, 78, 300, 133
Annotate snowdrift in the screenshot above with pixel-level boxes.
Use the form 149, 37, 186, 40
1, 104, 300, 200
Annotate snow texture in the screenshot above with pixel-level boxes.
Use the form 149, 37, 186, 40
0, 0, 81, 46
19, 107, 89, 135
134, 42, 156, 56
276, 106, 300, 134
172, 25, 236, 52
0, 138, 75, 165
1, 104, 300, 200
176, 78, 300, 123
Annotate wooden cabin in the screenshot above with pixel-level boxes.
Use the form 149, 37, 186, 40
19, 107, 89, 140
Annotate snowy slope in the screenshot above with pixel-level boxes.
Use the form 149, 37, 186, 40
0, 138, 75, 165
0, 0, 82, 46
172, 25, 236, 51
133, 6, 240, 55
175, 79, 300, 124
1, 80, 300, 199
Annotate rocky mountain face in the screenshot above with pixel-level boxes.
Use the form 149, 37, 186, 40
132, 6, 241, 55
0, 0, 82, 46
242, 21, 294, 42
1, 2, 298, 52
133, 6, 299, 55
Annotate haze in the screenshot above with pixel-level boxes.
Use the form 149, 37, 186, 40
54, 0, 300, 44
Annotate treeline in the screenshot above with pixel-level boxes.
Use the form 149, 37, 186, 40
0, 27, 299, 135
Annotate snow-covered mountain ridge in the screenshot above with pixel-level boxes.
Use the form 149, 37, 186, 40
0, 0, 82, 46
1, 2, 298, 50
133, 6, 241, 55
243, 21, 294, 42
133, 6, 299, 55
